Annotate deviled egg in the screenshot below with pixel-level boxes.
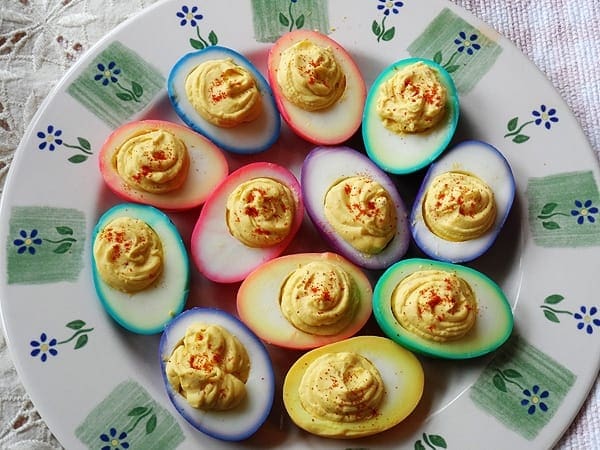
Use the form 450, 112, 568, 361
268, 30, 366, 145
373, 258, 513, 359
301, 146, 410, 270
167, 46, 280, 154
98, 120, 228, 211
191, 162, 303, 283
237, 252, 373, 349
362, 57, 459, 174
283, 335, 424, 438
159, 307, 275, 441
91, 203, 189, 334
410, 140, 515, 263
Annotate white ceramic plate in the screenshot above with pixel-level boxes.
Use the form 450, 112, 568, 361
1, 1, 599, 448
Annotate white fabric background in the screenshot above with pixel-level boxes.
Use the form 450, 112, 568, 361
0, 0, 598, 448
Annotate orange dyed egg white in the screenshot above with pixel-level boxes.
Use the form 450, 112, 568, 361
283, 336, 424, 439
268, 30, 366, 145
236, 252, 373, 349
98, 119, 228, 211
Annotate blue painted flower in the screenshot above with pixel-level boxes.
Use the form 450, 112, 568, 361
30, 333, 58, 362
520, 385, 549, 415
532, 104, 559, 130
100, 428, 130, 450
574, 306, 600, 334
377, 0, 404, 16
36, 125, 63, 151
94, 61, 121, 86
571, 199, 599, 224
454, 31, 481, 55
13, 229, 42, 255
176, 5, 203, 27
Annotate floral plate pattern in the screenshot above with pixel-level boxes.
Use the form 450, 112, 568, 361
0, 1, 598, 449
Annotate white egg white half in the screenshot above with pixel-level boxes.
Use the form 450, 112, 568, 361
167, 46, 280, 154
410, 140, 516, 263
91, 203, 189, 335
362, 57, 459, 175
373, 258, 514, 359
159, 307, 275, 441
301, 146, 410, 270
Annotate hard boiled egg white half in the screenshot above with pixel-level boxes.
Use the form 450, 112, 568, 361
410, 140, 516, 263
91, 203, 189, 334
373, 258, 514, 359
167, 46, 280, 154
237, 252, 373, 349
159, 307, 275, 441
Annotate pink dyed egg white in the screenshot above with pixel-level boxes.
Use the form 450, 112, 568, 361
190, 162, 304, 283
237, 252, 373, 350
98, 120, 228, 211
301, 146, 410, 270
268, 30, 366, 145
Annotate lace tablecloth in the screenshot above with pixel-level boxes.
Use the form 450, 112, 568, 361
1, 0, 598, 448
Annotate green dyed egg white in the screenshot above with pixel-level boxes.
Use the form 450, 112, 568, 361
373, 258, 513, 359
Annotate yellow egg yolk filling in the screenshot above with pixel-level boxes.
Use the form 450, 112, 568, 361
114, 128, 190, 194
185, 58, 263, 128
391, 269, 478, 342
324, 176, 397, 255
226, 177, 296, 248
376, 61, 447, 134
280, 260, 357, 336
299, 352, 385, 423
422, 171, 497, 242
93, 216, 163, 293
277, 39, 346, 111
165, 323, 251, 411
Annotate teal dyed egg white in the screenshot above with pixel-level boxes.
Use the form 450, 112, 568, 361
362, 57, 460, 174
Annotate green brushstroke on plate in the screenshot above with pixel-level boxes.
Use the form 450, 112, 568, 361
67, 41, 164, 128
251, 0, 329, 42
407, 8, 502, 94
470, 335, 575, 440
75, 379, 184, 449
526, 170, 600, 247
6, 206, 85, 284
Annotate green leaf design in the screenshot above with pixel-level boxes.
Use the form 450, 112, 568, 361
68, 154, 88, 164
512, 134, 530, 143
543, 309, 561, 323
382, 27, 395, 41
445, 64, 460, 73
129, 406, 149, 417
296, 14, 305, 29
53, 242, 72, 254
543, 221, 561, 230
116, 92, 134, 101
429, 435, 448, 448
414, 442, 426, 450
541, 203, 559, 215
493, 373, 507, 392
190, 38, 205, 49
208, 30, 218, 46
77, 137, 91, 151
507, 117, 519, 132
279, 12, 290, 27
503, 369, 522, 379
66, 320, 86, 330
372, 20, 381, 36
146, 414, 157, 434
433, 51, 443, 65
56, 226, 73, 236
74, 334, 88, 350
545, 294, 565, 305
131, 81, 143, 98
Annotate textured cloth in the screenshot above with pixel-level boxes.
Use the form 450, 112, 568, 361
0, 0, 598, 449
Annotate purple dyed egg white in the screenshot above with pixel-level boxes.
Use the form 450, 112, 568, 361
301, 146, 410, 270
